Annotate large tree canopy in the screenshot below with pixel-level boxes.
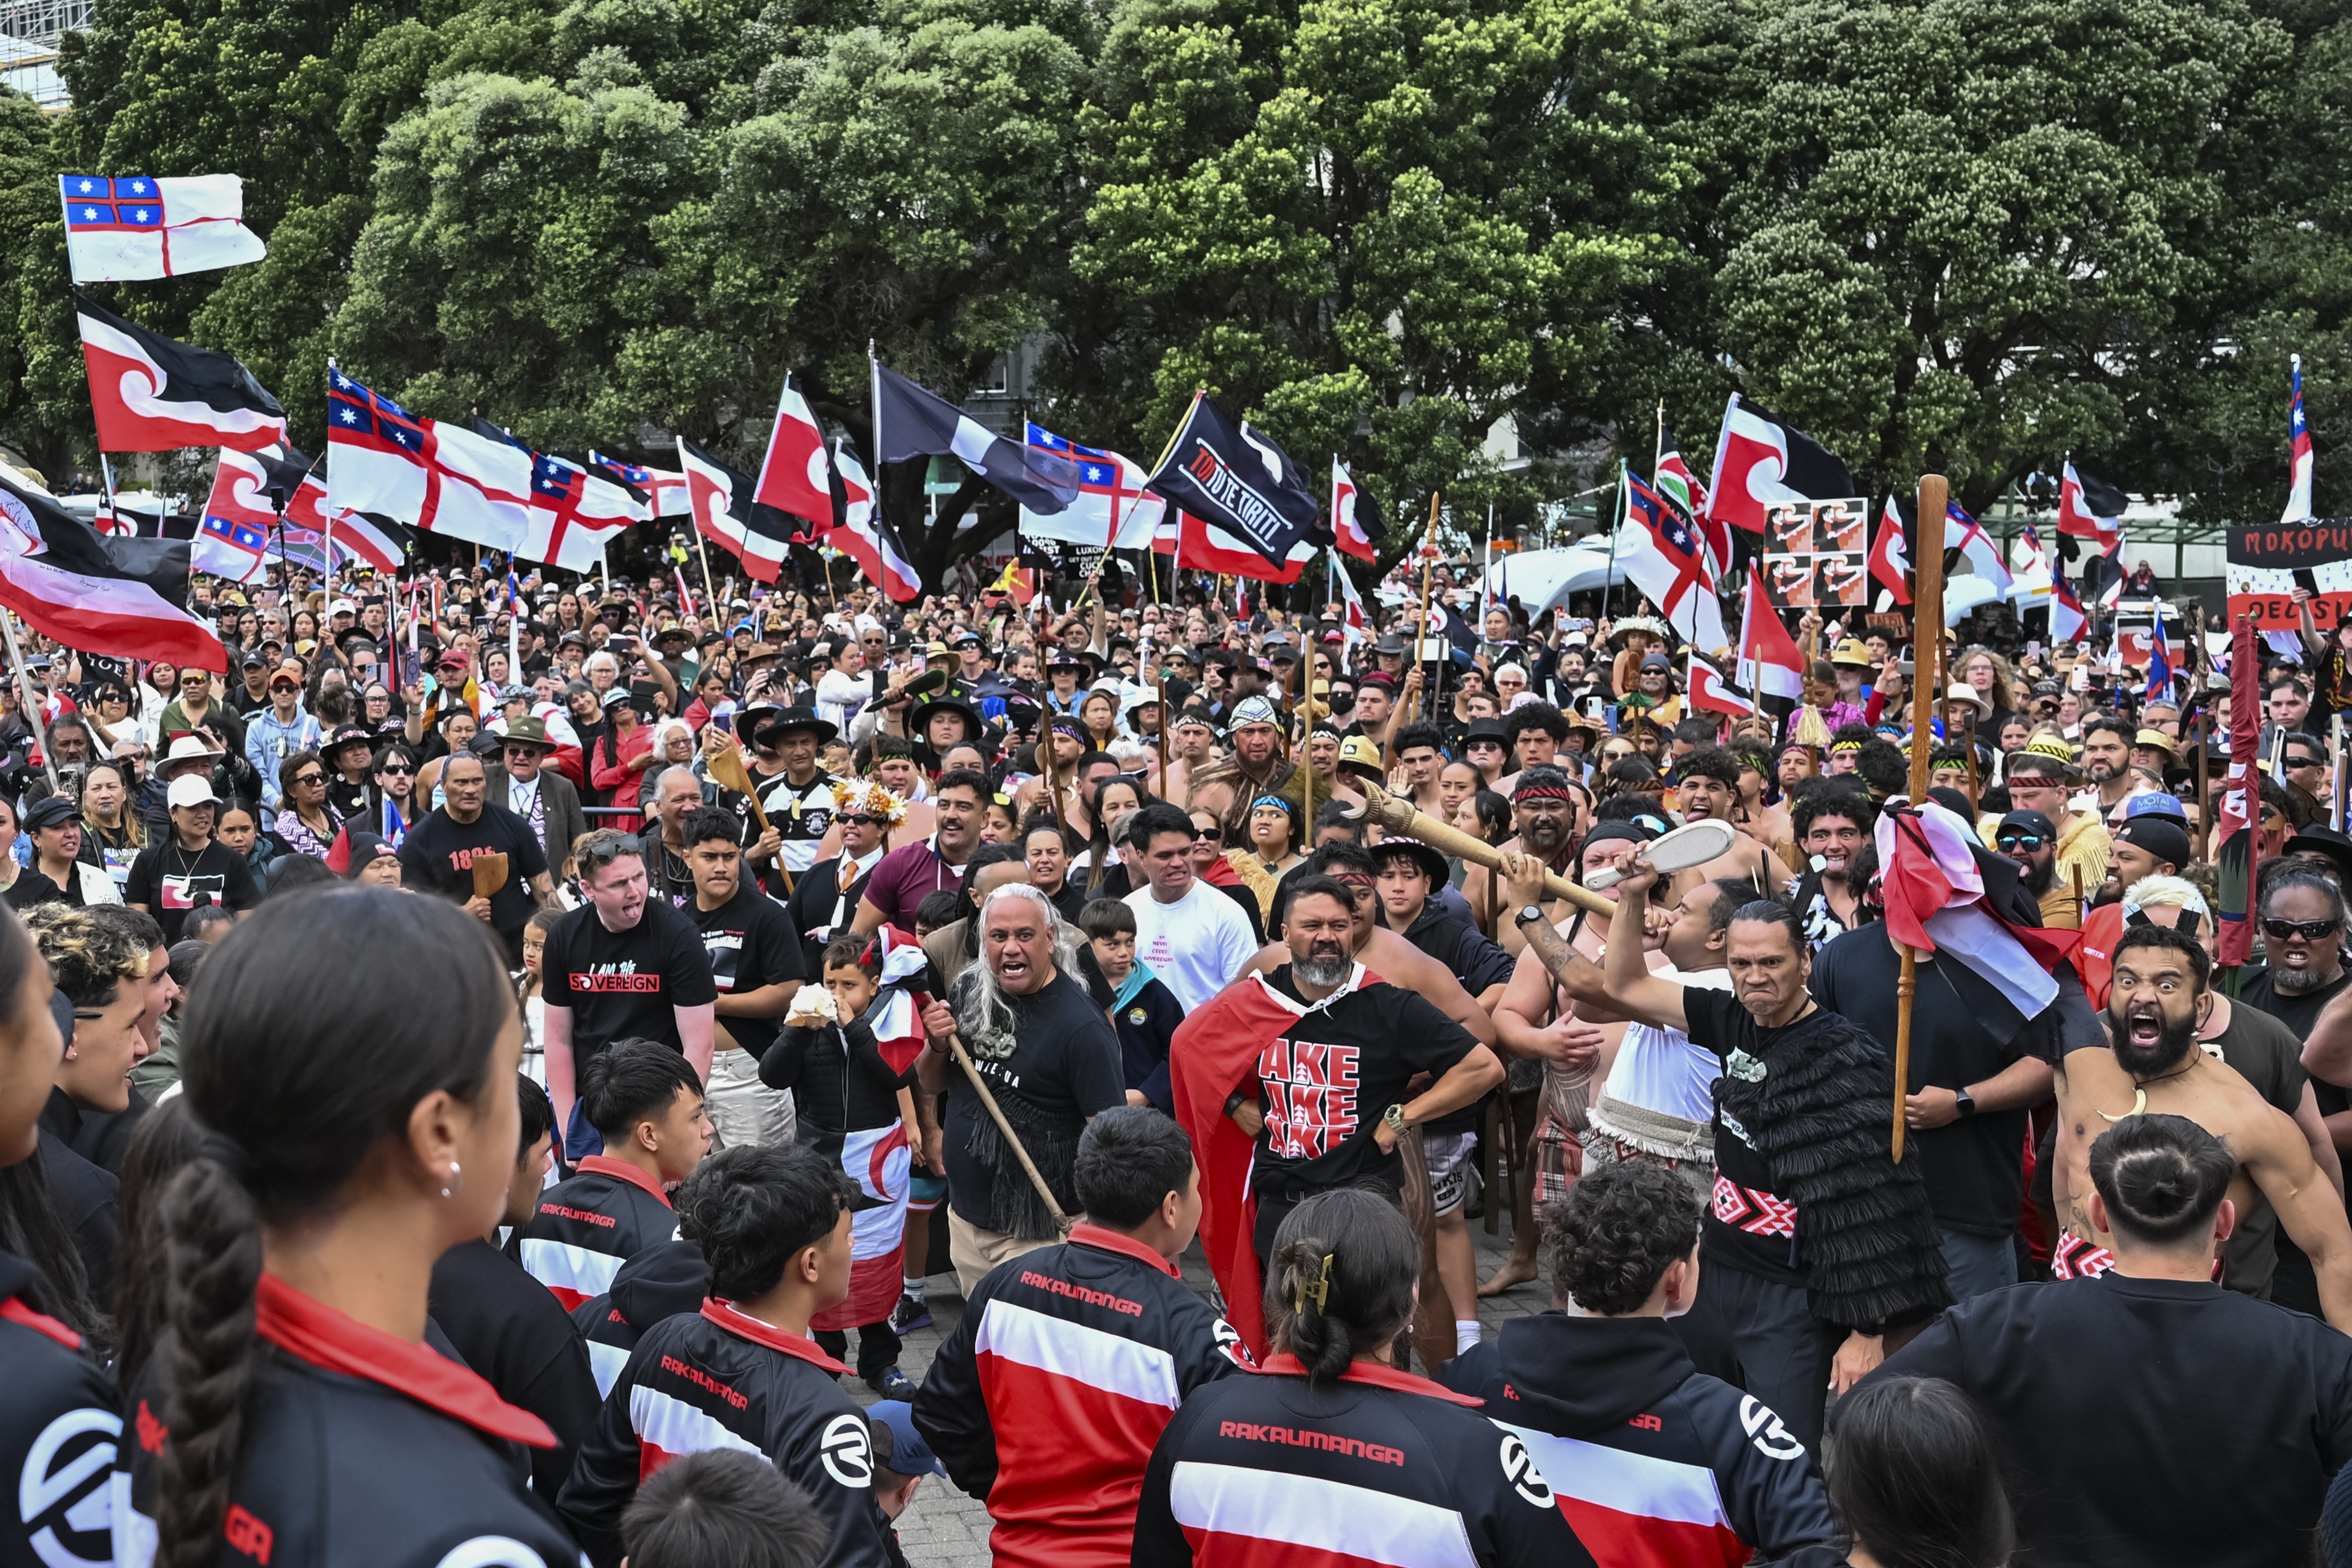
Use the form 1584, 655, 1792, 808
0, 0, 2344, 576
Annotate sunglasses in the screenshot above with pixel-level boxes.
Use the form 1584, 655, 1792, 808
270, 682, 300, 693
2262, 916, 2343, 942
1996, 833, 2047, 852
842, 814, 887, 827
293, 771, 325, 786
2287, 756, 2323, 770
379, 765, 415, 778
1192, 826, 1223, 842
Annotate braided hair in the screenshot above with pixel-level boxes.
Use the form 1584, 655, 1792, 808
150, 888, 514, 1568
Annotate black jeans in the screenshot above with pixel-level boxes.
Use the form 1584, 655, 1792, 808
1671, 1256, 1842, 1452
815, 1321, 902, 1383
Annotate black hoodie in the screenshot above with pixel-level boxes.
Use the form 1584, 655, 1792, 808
1440, 1311, 1836, 1567
570, 1237, 711, 1398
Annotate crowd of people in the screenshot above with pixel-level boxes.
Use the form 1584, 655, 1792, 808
3, 546, 2352, 1567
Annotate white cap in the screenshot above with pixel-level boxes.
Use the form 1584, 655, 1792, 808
166, 774, 221, 810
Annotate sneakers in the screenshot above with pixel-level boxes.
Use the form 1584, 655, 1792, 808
889, 1293, 933, 1333
868, 1365, 919, 1399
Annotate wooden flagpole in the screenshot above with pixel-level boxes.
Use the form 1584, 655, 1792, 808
1893, 473, 1948, 1164
1413, 492, 1441, 725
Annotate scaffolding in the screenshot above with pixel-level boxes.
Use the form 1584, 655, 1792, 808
0, 0, 82, 110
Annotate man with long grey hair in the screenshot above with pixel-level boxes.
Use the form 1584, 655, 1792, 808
919, 880, 1126, 1294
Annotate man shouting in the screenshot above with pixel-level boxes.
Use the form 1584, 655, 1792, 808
2050, 923, 2352, 1328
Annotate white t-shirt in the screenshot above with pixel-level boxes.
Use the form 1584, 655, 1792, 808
1125, 878, 1261, 1012
1600, 965, 1734, 1126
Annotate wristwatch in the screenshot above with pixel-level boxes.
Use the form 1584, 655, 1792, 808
1954, 1086, 1977, 1118
1383, 1103, 1410, 1133
1514, 904, 1547, 928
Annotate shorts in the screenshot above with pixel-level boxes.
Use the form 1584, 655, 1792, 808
1424, 1131, 1480, 1217
908, 1173, 948, 1213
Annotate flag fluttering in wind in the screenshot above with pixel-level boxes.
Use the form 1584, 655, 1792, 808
1331, 459, 1383, 562
2057, 460, 2125, 543
1330, 549, 1368, 649
678, 438, 793, 582
2050, 570, 2088, 644
1656, 424, 1726, 576
1143, 392, 1323, 569
326, 371, 530, 552
755, 372, 835, 530
2284, 354, 2314, 525
1687, 650, 1754, 718
1737, 562, 1805, 702
193, 444, 313, 583
1019, 424, 1161, 548
1703, 394, 1856, 535
0, 466, 223, 667
1948, 501, 2014, 594
1623, 468, 1726, 651
77, 297, 286, 453
870, 359, 1081, 515
588, 452, 690, 518
59, 174, 266, 283
1869, 494, 1913, 605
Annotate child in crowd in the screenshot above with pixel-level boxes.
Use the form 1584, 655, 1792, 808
1079, 897, 1182, 1113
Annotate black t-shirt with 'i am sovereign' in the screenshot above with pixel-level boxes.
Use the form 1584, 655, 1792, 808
543, 898, 718, 1066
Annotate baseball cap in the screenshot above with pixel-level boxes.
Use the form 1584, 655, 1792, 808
2122, 791, 2188, 823
1996, 809, 2056, 842
166, 774, 221, 810
867, 1401, 947, 1479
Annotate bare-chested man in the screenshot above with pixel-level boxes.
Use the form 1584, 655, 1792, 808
1667, 747, 1780, 895
1159, 709, 1217, 809
1188, 696, 1295, 843
2051, 922, 2352, 1329
1461, 767, 1580, 952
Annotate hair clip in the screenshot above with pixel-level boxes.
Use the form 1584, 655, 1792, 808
1294, 1253, 1333, 1317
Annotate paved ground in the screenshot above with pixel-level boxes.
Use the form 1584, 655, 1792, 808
849, 1209, 1544, 1567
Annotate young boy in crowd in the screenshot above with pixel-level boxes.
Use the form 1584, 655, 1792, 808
1078, 897, 1183, 1113
760, 934, 924, 1396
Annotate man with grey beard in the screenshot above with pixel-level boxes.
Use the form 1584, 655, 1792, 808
1222, 876, 1503, 1263
2243, 866, 2352, 1038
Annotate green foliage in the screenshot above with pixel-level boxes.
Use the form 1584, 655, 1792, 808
1071, 0, 1676, 569
1633, 0, 2303, 516
20, 0, 2352, 585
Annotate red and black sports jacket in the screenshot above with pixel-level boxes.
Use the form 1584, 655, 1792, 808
558, 1297, 893, 1568
119, 1272, 576, 1568
0, 1249, 118, 1568
910, 1223, 1247, 1568
507, 1153, 679, 1311
1134, 1354, 1600, 1568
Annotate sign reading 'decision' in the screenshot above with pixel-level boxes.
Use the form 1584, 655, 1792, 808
2227, 521, 2352, 630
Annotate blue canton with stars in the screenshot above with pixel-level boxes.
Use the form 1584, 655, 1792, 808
1025, 422, 1123, 493
327, 370, 424, 449
533, 455, 583, 501
60, 175, 164, 229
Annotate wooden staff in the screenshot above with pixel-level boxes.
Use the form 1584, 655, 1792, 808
1353, 781, 1614, 917
1894, 474, 1949, 1165
2196, 705, 2212, 861
1413, 492, 1442, 724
